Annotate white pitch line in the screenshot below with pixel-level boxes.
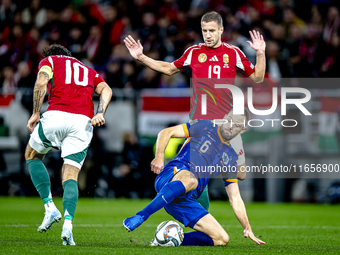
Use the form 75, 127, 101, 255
1, 224, 339, 229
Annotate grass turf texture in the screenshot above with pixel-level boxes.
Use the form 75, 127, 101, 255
0, 197, 339, 254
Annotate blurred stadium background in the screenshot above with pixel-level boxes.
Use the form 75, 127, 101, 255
0, 0, 340, 205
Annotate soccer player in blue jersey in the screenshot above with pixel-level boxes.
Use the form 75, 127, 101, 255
123, 111, 265, 246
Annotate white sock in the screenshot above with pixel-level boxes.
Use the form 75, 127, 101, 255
44, 202, 57, 212
63, 219, 72, 230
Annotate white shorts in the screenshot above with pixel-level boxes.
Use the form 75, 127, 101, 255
29, 111, 93, 169
230, 133, 245, 166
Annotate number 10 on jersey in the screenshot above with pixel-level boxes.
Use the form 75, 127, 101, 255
65, 60, 89, 86
208, 65, 221, 79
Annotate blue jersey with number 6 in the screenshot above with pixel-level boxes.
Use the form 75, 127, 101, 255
163, 119, 238, 199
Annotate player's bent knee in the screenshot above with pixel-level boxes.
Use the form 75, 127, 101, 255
183, 177, 198, 192
213, 233, 230, 246
25, 144, 44, 161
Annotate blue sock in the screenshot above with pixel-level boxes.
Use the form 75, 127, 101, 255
137, 181, 186, 220
181, 231, 214, 246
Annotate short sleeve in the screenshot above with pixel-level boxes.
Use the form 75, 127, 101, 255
234, 47, 255, 77
186, 119, 212, 137
38, 57, 52, 70
38, 57, 53, 80
172, 46, 197, 71
223, 162, 238, 186
94, 73, 105, 89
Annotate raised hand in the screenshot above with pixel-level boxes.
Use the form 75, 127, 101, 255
124, 35, 143, 60
244, 228, 266, 245
247, 30, 266, 53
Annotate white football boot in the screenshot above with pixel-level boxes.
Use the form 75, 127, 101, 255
37, 209, 62, 233
61, 226, 76, 245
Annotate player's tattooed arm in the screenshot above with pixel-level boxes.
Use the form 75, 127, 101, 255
27, 71, 49, 131
91, 82, 112, 127
32, 71, 49, 114
97, 94, 105, 114
94, 82, 112, 115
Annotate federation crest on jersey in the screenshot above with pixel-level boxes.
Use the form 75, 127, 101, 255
198, 53, 207, 63
222, 152, 229, 165
223, 54, 229, 64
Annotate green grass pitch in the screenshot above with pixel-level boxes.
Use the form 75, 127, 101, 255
0, 197, 339, 254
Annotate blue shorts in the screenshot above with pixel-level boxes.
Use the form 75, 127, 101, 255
154, 166, 209, 228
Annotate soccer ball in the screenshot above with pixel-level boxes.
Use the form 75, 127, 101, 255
154, 220, 184, 247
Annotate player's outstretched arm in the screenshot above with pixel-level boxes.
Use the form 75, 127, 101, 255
27, 72, 49, 132
247, 30, 266, 83
124, 35, 180, 76
151, 124, 186, 174
225, 183, 265, 245
91, 82, 112, 127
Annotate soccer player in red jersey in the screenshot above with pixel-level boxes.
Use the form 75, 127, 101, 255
24, 45, 112, 245
124, 11, 266, 210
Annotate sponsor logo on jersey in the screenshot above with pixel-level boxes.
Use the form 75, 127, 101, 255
222, 152, 229, 165
209, 55, 218, 61
198, 53, 207, 63
223, 54, 229, 63
238, 149, 244, 156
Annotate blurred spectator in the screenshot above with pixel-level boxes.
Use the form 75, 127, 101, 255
286, 24, 310, 77
8, 24, 27, 66
15, 61, 36, 113
0, 66, 16, 95
323, 6, 340, 44
121, 61, 137, 88
64, 26, 85, 60
113, 132, 142, 198
15, 61, 35, 88
159, 73, 186, 88
266, 40, 286, 82
83, 25, 109, 67
22, 0, 46, 28
136, 66, 160, 89
25, 27, 40, 71
281, 7, 306, 39
0, 0, 16, 31
106, 59, 123, 88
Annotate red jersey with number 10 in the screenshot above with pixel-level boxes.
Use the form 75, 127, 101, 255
38, 55, 105, 119
173, 43, 255, 120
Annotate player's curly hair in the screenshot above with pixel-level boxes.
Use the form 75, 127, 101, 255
43, 44, 72, 58
201, 11, 223, 28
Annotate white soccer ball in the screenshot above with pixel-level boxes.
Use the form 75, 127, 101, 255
155, 220, 184, 247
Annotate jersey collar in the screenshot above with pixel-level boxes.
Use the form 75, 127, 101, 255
203, 43, 224, 52
217, 126, 230, 145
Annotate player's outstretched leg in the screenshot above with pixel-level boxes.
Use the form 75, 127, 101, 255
123, 180, 190, 232
25, 144, 61, 233
61, 164, 80, 246
123, 170, 197, 232
123, 180, 186, 231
